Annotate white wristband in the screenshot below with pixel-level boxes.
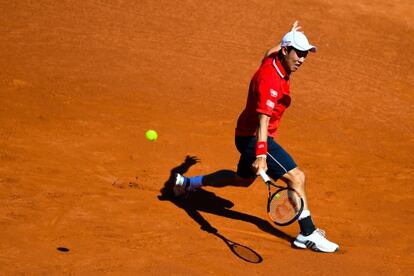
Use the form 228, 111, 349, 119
256, 154, 267, 158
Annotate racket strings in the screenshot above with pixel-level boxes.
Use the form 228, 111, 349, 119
268, 189, 302, 224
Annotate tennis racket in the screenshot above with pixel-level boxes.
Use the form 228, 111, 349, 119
259, 170, 304, 226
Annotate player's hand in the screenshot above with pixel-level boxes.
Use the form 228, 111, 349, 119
265, 20, 304, 59
252, 156, 267, 175
291, 20, 303, 33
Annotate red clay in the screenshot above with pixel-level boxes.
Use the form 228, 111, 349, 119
1, 0, 413, 274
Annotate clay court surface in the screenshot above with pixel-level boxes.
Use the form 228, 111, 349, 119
1, 0, 413, 274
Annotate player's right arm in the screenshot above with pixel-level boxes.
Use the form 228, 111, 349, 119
251, 113, 270, 175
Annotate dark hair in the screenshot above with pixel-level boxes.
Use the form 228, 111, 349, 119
286, 46, 295, 53
277, 46, 295, 59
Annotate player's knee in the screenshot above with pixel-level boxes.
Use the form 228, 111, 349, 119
284, 167, 305, 186
294, 168, 306, 185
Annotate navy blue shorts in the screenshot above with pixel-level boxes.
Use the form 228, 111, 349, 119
235, 136, 297, 180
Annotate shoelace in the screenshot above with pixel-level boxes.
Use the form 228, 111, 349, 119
316, 228, 326, 237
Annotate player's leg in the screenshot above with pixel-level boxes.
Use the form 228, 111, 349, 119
279, 167, 316, 235
266, 139, 316, 234
173, 136, 256, 196
279, 167, 308, 209
174, 170, 255, 196
266, 140, 339, 252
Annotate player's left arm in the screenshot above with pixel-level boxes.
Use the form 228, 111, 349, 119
263, 45, 281, 59
263, 20, 302, 60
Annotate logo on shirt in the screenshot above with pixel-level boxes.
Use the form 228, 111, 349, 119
270, 89, 278, 97
266, 99, 275, 109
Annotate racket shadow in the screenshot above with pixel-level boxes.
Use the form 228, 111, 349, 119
158, 156, 295, 262
160, 187, 264, 263
213, 231, 263, 263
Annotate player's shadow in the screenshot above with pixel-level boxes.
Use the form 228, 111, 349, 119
158, 155, 295, 262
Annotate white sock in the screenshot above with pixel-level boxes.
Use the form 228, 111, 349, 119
298, 209, 311, 220
187, 176, 204, 191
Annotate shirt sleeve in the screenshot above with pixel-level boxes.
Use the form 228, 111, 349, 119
256, 77, 282, 116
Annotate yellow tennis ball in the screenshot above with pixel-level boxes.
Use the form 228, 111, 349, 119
145, 130, 158, 141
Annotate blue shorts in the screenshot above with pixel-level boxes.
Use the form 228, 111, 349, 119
235, 136, 297, 180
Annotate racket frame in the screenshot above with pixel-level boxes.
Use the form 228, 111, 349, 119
259, 170, 304, 226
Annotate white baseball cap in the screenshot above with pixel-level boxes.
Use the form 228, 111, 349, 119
281, 31, 317, 52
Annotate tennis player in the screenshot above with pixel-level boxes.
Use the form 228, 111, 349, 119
174, 22, 339, 253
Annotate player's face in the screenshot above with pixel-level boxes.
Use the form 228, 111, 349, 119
282, 47, 308, 74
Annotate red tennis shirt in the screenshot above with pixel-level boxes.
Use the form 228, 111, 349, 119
235, 54, 291, 138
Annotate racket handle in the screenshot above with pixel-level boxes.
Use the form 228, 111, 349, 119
258, 170, 271, 183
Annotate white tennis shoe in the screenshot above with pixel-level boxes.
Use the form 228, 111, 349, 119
173, 173, 188, 197
293, 229, 339, 253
